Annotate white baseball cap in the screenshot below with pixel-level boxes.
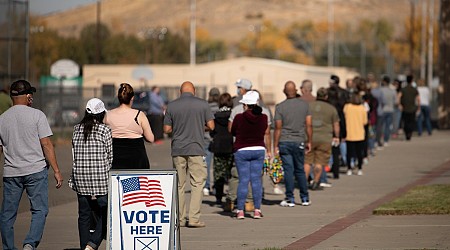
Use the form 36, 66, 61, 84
239, 90, 259, 105
86, 98, 106, 114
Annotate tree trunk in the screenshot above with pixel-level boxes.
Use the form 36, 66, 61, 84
439, 0, 450, 129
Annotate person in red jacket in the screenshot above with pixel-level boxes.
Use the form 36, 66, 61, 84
231, 91, 269, 219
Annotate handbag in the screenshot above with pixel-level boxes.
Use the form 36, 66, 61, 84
264, 155, 284, 184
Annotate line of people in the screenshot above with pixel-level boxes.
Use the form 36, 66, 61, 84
0, 73, 430, 249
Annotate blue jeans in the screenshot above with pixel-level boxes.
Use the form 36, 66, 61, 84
204, 143, 213, 190
278, 142, 309, 202
382, 112, 393, 143
77, 194, 107, 250
393, 107, 402, 134
234, 150, 265, 210
417, 105, 432, 136
1, 168, 49, 250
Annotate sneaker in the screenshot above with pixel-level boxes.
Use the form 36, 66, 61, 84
384, 142, 389, 147
273, 185, 284, 195
253, 209, 263, 219
346, 169, 353, 176
236, 210, 245, 219
357, 170, 363, 176
301, 199, 311, 206
203, 188, 210, 196
320, 182, 332, 188
280, 199, 295, 207
23, 244, 33, 250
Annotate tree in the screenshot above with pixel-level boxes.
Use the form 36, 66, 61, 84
79, 23, 111, 64
439, 0, 450, 128
103, 34, 143, 64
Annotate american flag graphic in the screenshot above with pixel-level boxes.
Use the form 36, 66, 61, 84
120, 176, 166, 207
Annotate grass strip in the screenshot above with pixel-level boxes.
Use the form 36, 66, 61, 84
373, 184, 450, 215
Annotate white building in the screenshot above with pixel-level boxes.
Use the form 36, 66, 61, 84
83, 57, 358, 105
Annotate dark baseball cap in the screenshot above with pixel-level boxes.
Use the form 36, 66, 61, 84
10, 80, 36, 96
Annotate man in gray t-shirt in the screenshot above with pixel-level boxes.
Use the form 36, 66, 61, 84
0, 80, 63, 250
164, 81, 214, 228
274, 80, 312, 207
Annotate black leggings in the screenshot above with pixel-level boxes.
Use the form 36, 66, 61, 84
346, 140, 364, 170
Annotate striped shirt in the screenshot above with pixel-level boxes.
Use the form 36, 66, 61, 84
69, 123, 113, 196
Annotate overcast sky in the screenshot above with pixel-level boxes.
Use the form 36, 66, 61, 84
30, 0, 97, 15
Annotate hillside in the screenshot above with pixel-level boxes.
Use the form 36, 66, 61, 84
37, 0, 411, 43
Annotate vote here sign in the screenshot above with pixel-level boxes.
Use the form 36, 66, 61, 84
108, 170, 179, 250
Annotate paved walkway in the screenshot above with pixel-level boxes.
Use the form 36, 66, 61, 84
8, 130, 450, 249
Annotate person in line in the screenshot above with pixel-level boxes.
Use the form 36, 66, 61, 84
69, 98, 112, 250
104, 83, 154, 169
391, 79, 403, 138
203, 87, 220, 196
399, 75, 420, 141
380, 76, 397, 146
299, 79, 316, 103
274, 81, 312, 207
209, 93, 234, 205
226, 79, 272, 212
368, 74, 385, 149
232, 78, 252, 107
0, 80, 63, 250
0, 84, 12, 115
304, 88, 339, 190
231, 91, 269, 219
344, 94, 368, 176
148, 86, 166, 143
163, 81, 214, 228
327, 74, 349, 179
416, 79, 432, 136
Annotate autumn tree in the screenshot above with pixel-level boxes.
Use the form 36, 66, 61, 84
439, 0, 450, 128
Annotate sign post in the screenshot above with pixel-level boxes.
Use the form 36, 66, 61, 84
108, 170, 180, 250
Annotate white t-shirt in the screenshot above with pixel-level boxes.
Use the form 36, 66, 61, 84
417, 86, 430, 106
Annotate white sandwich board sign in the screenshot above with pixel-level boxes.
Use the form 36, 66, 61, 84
108, 170, 179, 250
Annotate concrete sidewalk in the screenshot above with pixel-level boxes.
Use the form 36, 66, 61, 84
10, 130, 450, 249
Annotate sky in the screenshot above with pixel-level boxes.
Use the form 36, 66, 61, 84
29, 0, 97, 15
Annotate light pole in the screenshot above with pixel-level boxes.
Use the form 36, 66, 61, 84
190, 0, 196, 66
327, 0, 335, 67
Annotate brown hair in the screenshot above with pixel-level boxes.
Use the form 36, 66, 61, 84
118, 83, 134, 105
349, 93, 363, 105
218, 93, 232, 108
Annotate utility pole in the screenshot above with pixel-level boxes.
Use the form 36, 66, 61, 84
96, 0, 101, 64
327, 0, 334, 67
420, 0, 427, 79
439, 0, 450, 128
190, 0, 196, 66
410, 0, 416, 72
427, 0, 434, 87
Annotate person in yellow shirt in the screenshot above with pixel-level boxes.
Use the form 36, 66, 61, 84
343, 94, 368, 176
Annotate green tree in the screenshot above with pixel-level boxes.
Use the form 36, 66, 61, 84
103, 34, 144, 64
79, 23, 111, 63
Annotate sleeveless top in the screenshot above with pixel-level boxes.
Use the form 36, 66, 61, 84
105, 108, 150, 169
105, 108, 143, 138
